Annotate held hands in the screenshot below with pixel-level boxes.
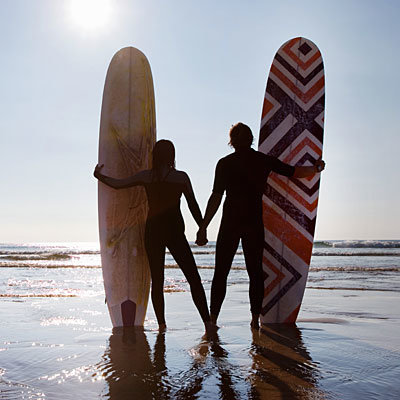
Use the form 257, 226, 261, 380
196, 227, 208, 246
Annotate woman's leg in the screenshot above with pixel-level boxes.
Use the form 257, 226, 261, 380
145, 223, 167, 327
166, 231, 211, 325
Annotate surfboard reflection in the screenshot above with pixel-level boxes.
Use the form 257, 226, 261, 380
250, 324, 323, 399
100, 327, 170, 400
100, 328, 210, 399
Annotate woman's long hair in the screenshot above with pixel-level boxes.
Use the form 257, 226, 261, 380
152, 140, 175, 181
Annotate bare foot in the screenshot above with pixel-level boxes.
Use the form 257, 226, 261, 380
250, 314, 260, 330
204, 321, 219, 337
250, 320, 260, 330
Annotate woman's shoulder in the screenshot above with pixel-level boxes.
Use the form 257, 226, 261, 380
166, 169, 189, 184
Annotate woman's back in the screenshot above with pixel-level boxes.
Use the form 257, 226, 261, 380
138, 169, 190, 220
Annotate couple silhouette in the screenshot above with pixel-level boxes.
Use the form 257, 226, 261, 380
94, 122, 325, 333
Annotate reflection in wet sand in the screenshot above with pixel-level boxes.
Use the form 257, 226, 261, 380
99, 328, 256, 399
250, 324, 325, 399
97, 325, 326, 399
189, 333, 254, 399
100, 327, 170, 399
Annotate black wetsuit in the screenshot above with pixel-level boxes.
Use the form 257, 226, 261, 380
142, 170, 210, 325
211, 148, 295, 317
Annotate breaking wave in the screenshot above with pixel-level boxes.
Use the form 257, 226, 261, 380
314, 240, 400, 249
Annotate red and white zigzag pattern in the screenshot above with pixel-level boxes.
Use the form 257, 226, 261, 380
258, 37, 325, 323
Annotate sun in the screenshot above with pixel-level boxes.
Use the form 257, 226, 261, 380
68, 0, 112, 31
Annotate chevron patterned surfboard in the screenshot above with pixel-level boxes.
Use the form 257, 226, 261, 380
258, 37, 324, 324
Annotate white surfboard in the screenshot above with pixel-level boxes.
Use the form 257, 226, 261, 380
98, 47, 156, 327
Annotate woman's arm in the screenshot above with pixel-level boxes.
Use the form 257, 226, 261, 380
93, 164, 145, 189
182, 173, 203, 227
185, 193, 203, 228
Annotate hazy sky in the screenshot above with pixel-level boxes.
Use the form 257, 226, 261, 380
1, 0, 399, 242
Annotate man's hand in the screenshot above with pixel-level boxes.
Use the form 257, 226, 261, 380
293, 158, 326, 178
196, 227, 208, 246
314, 158, 325, 172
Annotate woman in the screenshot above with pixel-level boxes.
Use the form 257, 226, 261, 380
94, 140, 216, 334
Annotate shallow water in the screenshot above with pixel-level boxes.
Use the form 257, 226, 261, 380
1, 285, 400, 399
1, 241, 400, 399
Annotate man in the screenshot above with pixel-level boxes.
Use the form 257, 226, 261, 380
196, 123, 325, 329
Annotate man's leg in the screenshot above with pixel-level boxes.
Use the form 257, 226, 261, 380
210, 223, 240, 324
241, 223, 264, 329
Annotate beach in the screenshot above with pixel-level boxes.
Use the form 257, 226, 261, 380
1, 241, 400, 399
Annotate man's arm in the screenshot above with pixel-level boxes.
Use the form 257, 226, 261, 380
201, 193, 223, 230
94, 164, 144, 189
196, 159, 225, 246
292, 159, 325, 178
268, 153, 325, 179
196, 192, 223, 246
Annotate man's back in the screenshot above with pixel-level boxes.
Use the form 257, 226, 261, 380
213, 148, 294, 223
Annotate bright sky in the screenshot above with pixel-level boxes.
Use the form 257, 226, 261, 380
1, 0, 399, 242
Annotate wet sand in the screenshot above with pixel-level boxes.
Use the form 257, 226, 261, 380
1, 284, 400, 399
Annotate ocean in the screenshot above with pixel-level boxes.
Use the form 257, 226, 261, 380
1, 240, 399, 298
1, 240, 400, 399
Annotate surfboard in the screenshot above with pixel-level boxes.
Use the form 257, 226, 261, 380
258, 37, 324, 323
98, 47, 156, 327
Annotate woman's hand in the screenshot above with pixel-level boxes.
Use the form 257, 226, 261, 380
94, 164, 104, 178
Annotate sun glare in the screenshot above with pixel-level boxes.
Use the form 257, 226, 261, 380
68, 0, 112, 31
